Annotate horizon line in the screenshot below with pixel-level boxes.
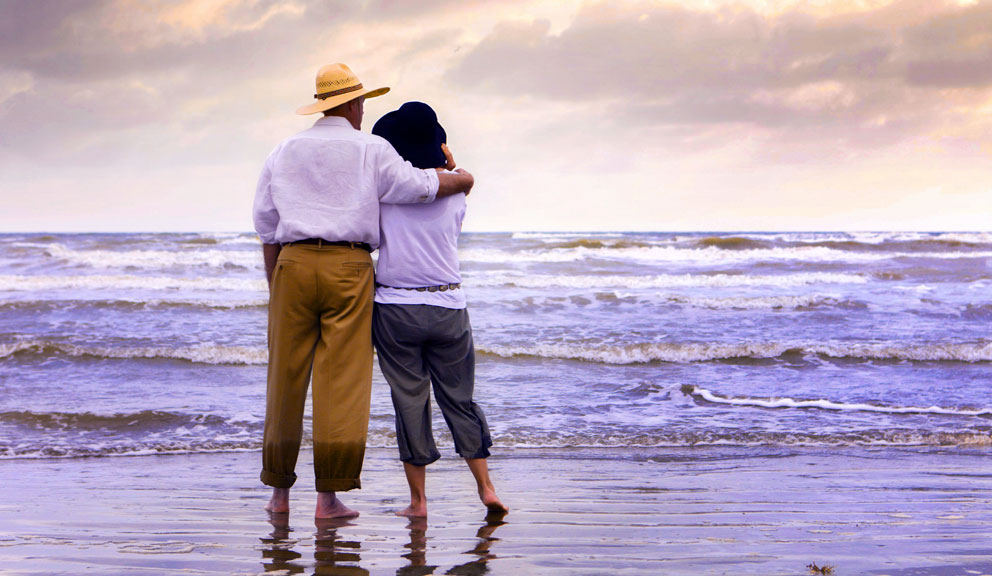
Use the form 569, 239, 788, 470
0, 229, 989, 235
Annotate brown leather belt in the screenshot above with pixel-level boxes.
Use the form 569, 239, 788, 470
283, 238, 372, 252
376, 282, 461, 293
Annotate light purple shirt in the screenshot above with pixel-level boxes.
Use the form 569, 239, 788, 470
252, 116, 439, 248
375, 191, 467, 309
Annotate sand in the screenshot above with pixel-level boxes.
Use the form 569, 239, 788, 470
1, 447, 991, 575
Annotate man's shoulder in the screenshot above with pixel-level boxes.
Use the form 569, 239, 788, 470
275, 126, 391, 150
364, 132, 392, 147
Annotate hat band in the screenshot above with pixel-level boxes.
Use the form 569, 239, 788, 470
314, 83, 363, 100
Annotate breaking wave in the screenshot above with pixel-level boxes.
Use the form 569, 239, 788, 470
5, 337, 988, 366
660, 294, 863, 311
493, 430, 992, 448
0, 339, 266, 365
466, 272, 869, 289
43, 243, 261, 270
0, 275, 267, 292
0, 409, 261, 459
3, 406, 992, 459
683, 385, 992, 416
544, 238, 657, 250
477, 340, 992, 364
695, 236, 773, 250
0, 298, 267, 313
485, 293, 864, 312
692, 233, 992, 252
459, 244, 992, 265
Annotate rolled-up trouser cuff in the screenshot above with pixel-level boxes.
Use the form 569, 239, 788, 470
316, 477, 362, 492
401, 452, 441, 467
458, 446, 492, 460
261, 469, 297, 489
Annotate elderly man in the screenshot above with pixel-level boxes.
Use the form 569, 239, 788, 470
252, 63, 474, 518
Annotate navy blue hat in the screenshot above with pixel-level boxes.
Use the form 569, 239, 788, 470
372, 101, 447, 170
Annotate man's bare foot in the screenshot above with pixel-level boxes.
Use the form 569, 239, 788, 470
265, 487, 290, 513
395, 503, 427, 518
315, 491, 359, 519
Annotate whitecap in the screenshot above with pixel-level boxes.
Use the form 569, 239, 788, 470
0, 338, 267, 365
475, 340, 992, 364
0, 275, 267, 293
684, 385, 992, 416
465, 272, 869, 289
43, 243, 261, 269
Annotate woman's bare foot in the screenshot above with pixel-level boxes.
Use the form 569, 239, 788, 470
479, 485, 508, 513
265, 487, 290, 513
395, 502, 427, 518
465, 458, 508, 513
315, 491, 359, 519
397, 462, 428, 517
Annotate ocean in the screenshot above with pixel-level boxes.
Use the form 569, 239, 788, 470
0, 231, 990, 461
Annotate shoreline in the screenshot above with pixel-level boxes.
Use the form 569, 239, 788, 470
1, 446, 991, 575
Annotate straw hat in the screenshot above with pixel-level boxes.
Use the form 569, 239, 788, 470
295, 63, 389, 115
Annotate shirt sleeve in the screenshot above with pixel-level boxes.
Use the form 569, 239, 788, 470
375, 142, 439, 205
252, 155, 280, 244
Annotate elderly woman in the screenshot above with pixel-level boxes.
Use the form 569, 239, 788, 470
371, 102, 507, 518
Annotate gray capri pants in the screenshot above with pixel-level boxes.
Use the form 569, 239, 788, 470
372, 303, 492, 466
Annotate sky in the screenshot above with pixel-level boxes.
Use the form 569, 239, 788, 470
0, 0, 990, 232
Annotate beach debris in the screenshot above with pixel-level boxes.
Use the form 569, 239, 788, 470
807, 562, 835, 574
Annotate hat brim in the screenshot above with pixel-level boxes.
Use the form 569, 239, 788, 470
296, 86, 390, 115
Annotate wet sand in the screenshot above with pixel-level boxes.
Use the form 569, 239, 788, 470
1, 447, 991, 575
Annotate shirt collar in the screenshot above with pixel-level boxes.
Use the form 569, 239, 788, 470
314, 115, 354, 129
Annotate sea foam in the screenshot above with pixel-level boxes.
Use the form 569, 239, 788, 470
0, 275, 267, 293
43, 243, 261, 270
683, 385, 992, 416
458, 245, 992, 265
0, 339, 266, 365
3, 337, 987, 366
466, 271, 869, 289
477, 340, 992, 364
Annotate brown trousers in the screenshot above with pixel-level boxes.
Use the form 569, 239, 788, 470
260, 244, 374, 492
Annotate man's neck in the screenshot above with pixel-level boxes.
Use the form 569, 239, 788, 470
323, 111, 361, 130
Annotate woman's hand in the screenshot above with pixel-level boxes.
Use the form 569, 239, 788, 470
441, 143, 456, 171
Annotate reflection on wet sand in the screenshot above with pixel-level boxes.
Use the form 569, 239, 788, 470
399, 511, 508, 576
260, 510, 506, 575
261, 513, 368, 576
398, 517, 436, 576
449, 511, 508, 575
314, 517, 368, 576
261, 512, 303, 574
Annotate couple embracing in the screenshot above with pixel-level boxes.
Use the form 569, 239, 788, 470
252, 63, 506, 518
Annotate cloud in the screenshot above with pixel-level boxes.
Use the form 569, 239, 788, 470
0, 0, 486, 167
903, 0, 992, 86
0, 0, 989, 231
0, 71, 34, 112
444, 0, 992, 153
0, 0, 329, 166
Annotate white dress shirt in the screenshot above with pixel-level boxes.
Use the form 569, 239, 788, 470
375, 187, 467, 309
253, 116, 439, 248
